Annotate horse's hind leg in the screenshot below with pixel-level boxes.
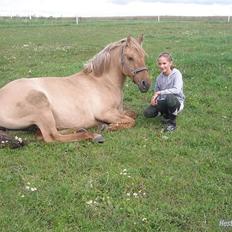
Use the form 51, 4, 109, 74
19, 90, 104, 143
35, 110, 104, 143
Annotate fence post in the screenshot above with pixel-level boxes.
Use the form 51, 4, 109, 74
76, 16, 79, 24
158, 15, 160, 22
228, 16, 230, 23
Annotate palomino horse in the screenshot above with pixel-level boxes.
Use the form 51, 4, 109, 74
0, 35, 150, 146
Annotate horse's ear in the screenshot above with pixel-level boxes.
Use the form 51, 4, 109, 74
126, 35, 131, 46
137, 34, 144, 45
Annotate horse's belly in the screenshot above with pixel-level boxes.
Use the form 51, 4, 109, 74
56, 120, 98, 130
54, 112, 98, 130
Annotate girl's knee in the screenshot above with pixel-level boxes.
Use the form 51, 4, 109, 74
143, 105, 158, 118
166, 95, 179, 108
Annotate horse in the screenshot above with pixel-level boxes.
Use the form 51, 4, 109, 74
0, 35, 151, 146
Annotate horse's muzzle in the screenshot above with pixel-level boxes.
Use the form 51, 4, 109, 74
138, 79, 151, 93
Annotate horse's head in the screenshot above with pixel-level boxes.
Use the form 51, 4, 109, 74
121, 35, 151, 92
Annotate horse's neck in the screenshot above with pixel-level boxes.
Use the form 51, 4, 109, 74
72, 46, 126, 90
104, 70, 125, 90
104, 47, 126, 89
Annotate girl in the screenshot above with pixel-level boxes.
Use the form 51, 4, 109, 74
144, 52, 185, 132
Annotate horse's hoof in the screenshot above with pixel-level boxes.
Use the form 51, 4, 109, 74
77, 128, 88, 133
93, 134, 105, 143
98, 123, 109, 132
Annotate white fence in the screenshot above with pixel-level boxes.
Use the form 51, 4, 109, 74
0, 15, 231, 24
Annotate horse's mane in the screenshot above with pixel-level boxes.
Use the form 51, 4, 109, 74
83, 37, 145, 77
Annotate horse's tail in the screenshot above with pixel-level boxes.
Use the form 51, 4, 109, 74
0, 130, 25, 149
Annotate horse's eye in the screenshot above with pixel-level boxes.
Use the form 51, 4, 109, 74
128, 57, 134, 61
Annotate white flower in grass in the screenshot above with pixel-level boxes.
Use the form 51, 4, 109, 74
120, 168, 130, 176
133, 192, 138, 198
15, 136, 23, 143
86, 199, 97, 205
31, 187, 37, 192
142, 217, 147, 222
162, 135, 169, 140
126, 190, 146, 199
25, 182, 37, 192
86, 200, 93, 205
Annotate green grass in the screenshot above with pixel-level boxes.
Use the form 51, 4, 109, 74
0, 18, 231, 231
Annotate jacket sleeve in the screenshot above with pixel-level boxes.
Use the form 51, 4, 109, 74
154, 77, 160, 92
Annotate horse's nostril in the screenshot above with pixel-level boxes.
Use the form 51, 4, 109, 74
139, 79, 150, 92
141, 80, 147, 88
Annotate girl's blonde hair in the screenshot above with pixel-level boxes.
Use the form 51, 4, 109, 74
157, 52, 175, 69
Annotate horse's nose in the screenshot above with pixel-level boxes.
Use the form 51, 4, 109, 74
139, 80, 150, 92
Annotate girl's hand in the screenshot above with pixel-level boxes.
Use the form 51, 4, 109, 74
150, 92, 160, 106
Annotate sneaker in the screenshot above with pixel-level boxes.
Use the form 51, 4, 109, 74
164, 123, 176, 132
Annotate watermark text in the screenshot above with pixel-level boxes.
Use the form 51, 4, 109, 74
219, 220, 232, 227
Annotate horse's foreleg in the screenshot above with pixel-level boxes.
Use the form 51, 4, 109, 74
97, 110, 136, 131
123, 110, 137, 120
108, 116, 135, 131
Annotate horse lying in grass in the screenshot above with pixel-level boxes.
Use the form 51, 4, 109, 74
0, 35, 151, 147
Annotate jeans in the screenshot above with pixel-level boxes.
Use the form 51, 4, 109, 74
143, 94, 181, 125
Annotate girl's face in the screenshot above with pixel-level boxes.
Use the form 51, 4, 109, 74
157, 56, 172, 76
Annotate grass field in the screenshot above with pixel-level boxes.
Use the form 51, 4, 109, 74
0, 18, 231, 231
